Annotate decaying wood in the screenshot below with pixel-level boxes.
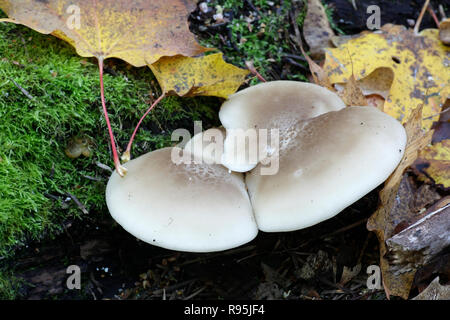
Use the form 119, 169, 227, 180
413, 277, 450, 300
385, 203, 450, 274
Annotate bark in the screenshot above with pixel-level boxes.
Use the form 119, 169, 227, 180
385, 204, 450, 274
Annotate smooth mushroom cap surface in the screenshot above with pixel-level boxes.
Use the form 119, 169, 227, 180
106, 147, 258, 252
183, 127, 225, 165
219, 81, 346, 172
246, 106, 407, 232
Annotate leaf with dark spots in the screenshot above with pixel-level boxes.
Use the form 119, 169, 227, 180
324, 26, 449, 130
412, 139, 450, 190
149, 53, 249, 99
303, 0, 335, 59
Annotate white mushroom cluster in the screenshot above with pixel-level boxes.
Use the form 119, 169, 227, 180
106, 81, 407, 253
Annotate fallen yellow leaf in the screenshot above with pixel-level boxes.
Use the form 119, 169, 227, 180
324, 26, 449, 130
0, 0, 207, 66
149, 53, 249, 99
413, 139, 450, 189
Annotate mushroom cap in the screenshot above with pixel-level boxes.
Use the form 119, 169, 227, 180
219, 81, 346, 172
106, 147, 258, 252
183, 127, 225, 165
246, 106, 407, 232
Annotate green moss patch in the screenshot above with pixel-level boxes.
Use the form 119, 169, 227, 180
0, 22, 220, 260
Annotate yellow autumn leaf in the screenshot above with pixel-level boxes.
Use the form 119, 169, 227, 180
414, 139, 450, 189
149, 53, 249, 99
324, 26, 449, 130
0, 0, 207, 66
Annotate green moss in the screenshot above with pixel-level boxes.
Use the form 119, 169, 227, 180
0, 269, 21, 299
0, 21, 220, 263
206, 0, 308, 84
323, 2, 346, 35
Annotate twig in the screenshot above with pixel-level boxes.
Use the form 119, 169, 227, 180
88, 286, 97, 300
90, 271, 103, 295
81, 174, 103, 182
414, 0, 430, 34
235, 252, 261, 263
283, 53, 307, 62
422, 107, 450, 120
439, 5, 447, 21
44, 193, 61, 201
357, 233, 372, 265
427, 6, 440, 28
183, 286, 207, 300
66, 192, 89, 214
318, 277, 355, 295
283, 57, 309, 72
179, 245, 256, 266
290, 10, 303, 52
245, 61, 266, 82
96, 161, 113, 173
8, 78, 35, 100
151, 279, 197, 296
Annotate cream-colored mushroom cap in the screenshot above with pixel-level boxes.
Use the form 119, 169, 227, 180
219, 81, 346, 172
183, 127, 225, 165
246, 106, 407, 232
106, 147, 258, 252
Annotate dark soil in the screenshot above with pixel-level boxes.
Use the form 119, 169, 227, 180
10, 188, 382, 300
325, 0, 448, 34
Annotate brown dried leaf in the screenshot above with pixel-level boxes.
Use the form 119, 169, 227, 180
290, 8, 333, 91
298, 43, 333, 90
340, 74, 367, 106
367, 104, 434, 299
334, 67, 393, 107
303, 0, 335, 59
